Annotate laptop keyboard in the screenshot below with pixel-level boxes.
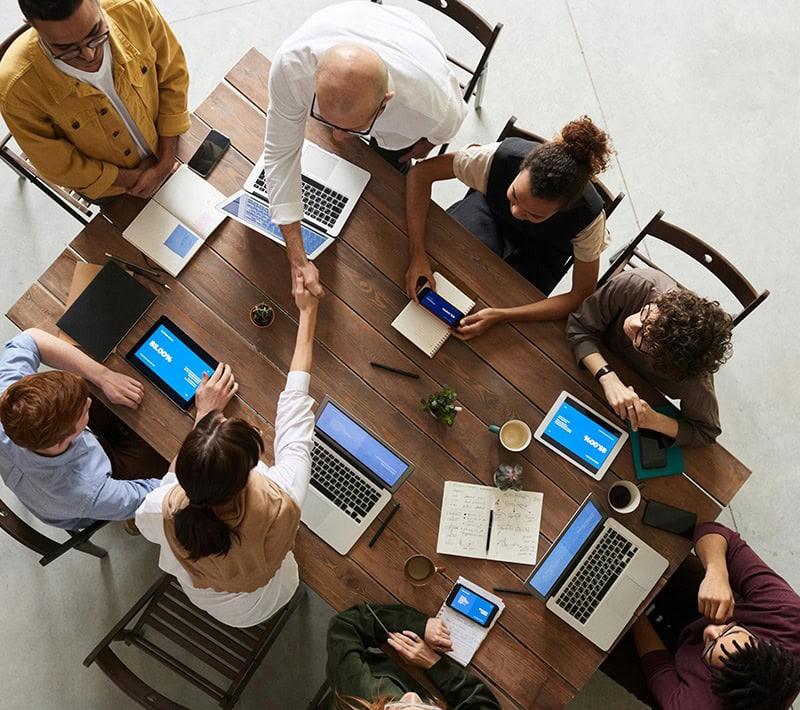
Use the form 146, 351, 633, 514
555, 527, 637, 625
310, 441, 382, 523
251, 169, 348, 230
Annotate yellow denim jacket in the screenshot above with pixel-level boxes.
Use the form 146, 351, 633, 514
0, 0, 190, 199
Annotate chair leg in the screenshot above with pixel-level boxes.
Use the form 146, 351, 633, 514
474, 65, 487, 110
39, 521, 109, 566
306, 678, 332, 710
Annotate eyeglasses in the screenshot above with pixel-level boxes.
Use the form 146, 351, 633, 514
701, 621, 753, 668
309, 92, 384, 136
47, 23, 110, 61
632, 304, 654, 353
385, 703, 441, 710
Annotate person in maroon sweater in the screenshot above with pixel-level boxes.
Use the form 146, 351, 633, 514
626, 522, 800, 708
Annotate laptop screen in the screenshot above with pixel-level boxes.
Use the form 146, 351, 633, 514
526, 499, 604, 598
316, 400, 411, 488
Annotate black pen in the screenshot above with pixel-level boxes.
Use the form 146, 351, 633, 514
493, 587, 531, 596
105, 252, 162, 277
368, 502, 400, 547
136, 270, 171, 290
485, 509, 493, 554
369, 361, 419, 379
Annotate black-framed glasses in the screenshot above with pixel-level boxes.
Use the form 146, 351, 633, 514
309, 92, 384, 136
632, 303, 654, 353
701, 621, 753, 668
48, 24, 110, 61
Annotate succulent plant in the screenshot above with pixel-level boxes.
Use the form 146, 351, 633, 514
420, 385, 460, 426
493, 463, 524, 491
250, 302, 275, 328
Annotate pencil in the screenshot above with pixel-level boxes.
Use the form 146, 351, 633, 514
493, 587, 531, 596
368, 503, 400, 547
105, 252, 162, 277
369, 361, 419, 379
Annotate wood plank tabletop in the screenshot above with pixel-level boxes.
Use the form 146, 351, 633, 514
6, 47, 751, 710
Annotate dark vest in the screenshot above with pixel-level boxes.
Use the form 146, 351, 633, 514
447, 137, 604, 295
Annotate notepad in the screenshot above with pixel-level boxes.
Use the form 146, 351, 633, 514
56, 261, 157, 362
122, 165, 226, 277
391, 272, 475, 357
436, 481, 543, 565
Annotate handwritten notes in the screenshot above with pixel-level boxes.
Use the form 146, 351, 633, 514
437, 481, 543, 564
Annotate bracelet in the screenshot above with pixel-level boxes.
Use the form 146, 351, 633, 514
594, 365, 614, 382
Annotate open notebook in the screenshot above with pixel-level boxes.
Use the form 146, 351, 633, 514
391, 272, 475, 357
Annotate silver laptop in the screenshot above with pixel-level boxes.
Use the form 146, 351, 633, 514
301, 396, 414, 555
524, 493, 667, 651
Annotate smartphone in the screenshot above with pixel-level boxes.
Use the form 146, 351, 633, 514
445, 583, 500, 628
417, 286, 465, 327
639, 429, 668, 469
187, 129, 230, 177
642, 499, 697, 539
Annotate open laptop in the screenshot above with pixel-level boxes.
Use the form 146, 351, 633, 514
524, 493, 667, 651
301, 397, 414, 555
218, 140, 370, 258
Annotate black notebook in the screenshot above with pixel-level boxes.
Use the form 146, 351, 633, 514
56, 261, 157, 362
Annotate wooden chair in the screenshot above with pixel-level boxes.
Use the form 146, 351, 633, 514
0, 25, 95, 225
371, 0, 503, 153
0, 493, 108, 566
599, 210, 770, 327
497, 115, 625, 218
84, 574, 306, 709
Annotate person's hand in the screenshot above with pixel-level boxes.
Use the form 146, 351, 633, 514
424, 618, 453, 653
293, 272, 320, 313
405, 256, 435, 300
387, 630, 440, 669
99, 369, 144, 409
399, 138, 435, 162
452, 308, 501, 341
698, 568, 735, 623
627, 397, 661, 432
194, 363, 238, 421
127, 157, 176, 199
292, 261, 324, 298
599, 372, 641, 421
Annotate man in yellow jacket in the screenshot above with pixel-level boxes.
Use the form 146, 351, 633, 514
0, 0, 189, 200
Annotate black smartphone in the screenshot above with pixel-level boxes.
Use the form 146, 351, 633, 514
639, 429, 668, 469
187, 129, 230, 177
445, 583, 500, 628
642, 499, 697, 539
417, 286, 465, 326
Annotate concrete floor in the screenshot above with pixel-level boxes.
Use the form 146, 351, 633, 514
1, 0, 798, 708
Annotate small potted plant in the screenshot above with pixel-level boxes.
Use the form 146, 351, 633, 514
249, 301, 275, 329
493, 463, 524, 491
420, 385, 461, 426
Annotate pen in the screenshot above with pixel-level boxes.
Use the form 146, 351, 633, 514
493, 587, 531, 596
369, 361, 419, 379
365, 602, 391, 636
136, 270, 171, 290
105, 252, 162, 277
368, 502, 400, 547
485, 509, 493, 554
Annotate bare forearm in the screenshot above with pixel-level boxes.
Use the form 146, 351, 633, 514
280, 222, 307, 269
695, 533, 729, 573
632, 615, 667, 657
25, 328, 109, 387
405, 165, 434, 260
156, 134, 178, 168
290, 307, 318, 373
493, 290, 590, 323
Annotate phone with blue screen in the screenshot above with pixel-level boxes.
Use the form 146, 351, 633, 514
445, 583, 499, 627
417, 286, 465, 327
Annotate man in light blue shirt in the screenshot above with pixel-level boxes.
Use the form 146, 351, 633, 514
0, 329, 164, 529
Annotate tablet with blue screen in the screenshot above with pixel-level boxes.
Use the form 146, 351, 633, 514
534, 391, 628, 480
125, 316, 218, 411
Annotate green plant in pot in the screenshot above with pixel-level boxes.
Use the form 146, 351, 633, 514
420, 385, 461, 426
250, 301, 275, 328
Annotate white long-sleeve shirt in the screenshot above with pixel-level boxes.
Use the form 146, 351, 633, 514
264, 1, 467, 225
136, 371, 314, 627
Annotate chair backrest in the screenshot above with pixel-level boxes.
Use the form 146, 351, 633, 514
0, 24, 29, 57
497, 115, 625, 218
84, 574, 305, 709
599, 210, 770, 327
0, 493, 108, 565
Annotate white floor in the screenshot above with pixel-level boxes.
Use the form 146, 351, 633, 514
1, 1, 798, 708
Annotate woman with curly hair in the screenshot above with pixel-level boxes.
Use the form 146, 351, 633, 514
405, 115, 614, 338
565, 268, 734, 446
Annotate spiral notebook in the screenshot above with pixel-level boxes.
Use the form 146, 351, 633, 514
390, 273, 475, 357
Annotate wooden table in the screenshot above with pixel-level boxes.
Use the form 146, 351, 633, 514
7, 49, 750, 709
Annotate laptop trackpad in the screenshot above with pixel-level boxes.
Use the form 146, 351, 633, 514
303, 144, 337, 180
606, 577, 646, 618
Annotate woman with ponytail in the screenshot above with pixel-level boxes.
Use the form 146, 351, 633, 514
135, 275, 319, 626
405, 115, 614, 338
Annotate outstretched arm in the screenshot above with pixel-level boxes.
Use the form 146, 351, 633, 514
290, 273, 320, 373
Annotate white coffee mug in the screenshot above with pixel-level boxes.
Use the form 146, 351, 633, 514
489, 419, 532, 452
607, 480, 642, 514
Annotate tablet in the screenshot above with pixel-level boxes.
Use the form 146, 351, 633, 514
534, 391, 628, 480
126, 316, 218, 411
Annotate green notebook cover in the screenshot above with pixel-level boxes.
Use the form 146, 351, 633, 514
628, 403, 684, 479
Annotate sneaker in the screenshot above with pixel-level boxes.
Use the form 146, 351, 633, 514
123, 518, 141, 536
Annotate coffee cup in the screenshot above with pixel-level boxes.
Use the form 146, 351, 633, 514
404, 554, 444, 586
607, 480, 641, 514
489, 419, 532, 452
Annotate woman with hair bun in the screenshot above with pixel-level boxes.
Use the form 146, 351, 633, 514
405, 116, 614, 339
135, 275, 319, 626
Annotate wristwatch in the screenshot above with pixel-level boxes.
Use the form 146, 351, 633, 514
594, 365, 614, 381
